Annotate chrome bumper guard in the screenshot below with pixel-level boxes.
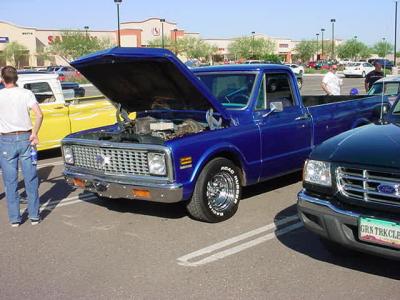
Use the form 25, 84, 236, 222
64, 169, 183, 203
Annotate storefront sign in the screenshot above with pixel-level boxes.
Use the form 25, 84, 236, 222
0, 37, 9, 43
151, 27, 160, 36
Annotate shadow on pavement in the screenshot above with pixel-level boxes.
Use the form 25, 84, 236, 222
242, 171, 302, 201
85, 197, 187, 220
275, 205, 400, 280
37, 166, 76, 220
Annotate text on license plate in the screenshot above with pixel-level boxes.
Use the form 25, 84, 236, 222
359, 217, 400, 249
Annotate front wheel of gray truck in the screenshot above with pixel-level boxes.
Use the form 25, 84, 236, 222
186, 158, 242, 223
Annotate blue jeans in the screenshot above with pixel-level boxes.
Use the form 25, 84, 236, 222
0, 133, 39, 223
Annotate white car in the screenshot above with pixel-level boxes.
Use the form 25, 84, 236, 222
285, 64, 305, 75
343, 62, 374, 78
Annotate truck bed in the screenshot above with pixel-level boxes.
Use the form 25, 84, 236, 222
302, 95, 369, 107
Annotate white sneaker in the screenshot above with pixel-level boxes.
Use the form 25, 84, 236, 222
30, 219, 40, 226
11, 223, 20, 228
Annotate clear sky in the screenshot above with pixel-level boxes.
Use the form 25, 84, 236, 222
0, 0, 397, 45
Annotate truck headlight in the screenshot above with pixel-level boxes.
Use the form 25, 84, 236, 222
148, 152, 166, 176
303, 160, 332, 186
63, 146, 74, 165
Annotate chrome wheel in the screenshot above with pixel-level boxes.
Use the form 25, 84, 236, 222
206, 171, 237, 212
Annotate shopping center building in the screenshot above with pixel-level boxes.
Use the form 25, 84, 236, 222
0, 18, 300, 67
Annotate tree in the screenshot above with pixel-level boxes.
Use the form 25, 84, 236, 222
49, 30, 114, 62
372, 40, 394, 57
148, 36, 217, 62
0, 41, 29, 68
336, 39, 371, 60
294, 40, 318, 63
228, 37, 276, 60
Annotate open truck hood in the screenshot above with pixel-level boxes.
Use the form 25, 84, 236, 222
71, 47, 230, 120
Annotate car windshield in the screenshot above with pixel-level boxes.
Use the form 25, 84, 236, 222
368, 82, 400, 96
196, 73, 256, 109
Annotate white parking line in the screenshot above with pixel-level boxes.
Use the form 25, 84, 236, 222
177, 215, 303, 267
19, 193, 98, 215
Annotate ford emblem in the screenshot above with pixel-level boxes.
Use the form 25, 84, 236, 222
377, 184, 397, 195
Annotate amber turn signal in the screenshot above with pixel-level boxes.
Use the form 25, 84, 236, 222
132, 189, 151, 199
73, 178, 85, 188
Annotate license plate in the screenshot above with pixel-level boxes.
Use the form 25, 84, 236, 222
359, 217, 400, 249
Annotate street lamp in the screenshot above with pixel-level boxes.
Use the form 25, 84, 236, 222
114, 0, 122, 47
84, 26, 89, 38
160, 18, 166, 48
251, 31, 255, 59
321, 28, 325, 58
316, 33, 320, 59
395, 1, 398, 67
173, 28, 178, 53
330, 19, 336, 59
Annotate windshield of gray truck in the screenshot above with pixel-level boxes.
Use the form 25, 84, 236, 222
196, 73, 256, 109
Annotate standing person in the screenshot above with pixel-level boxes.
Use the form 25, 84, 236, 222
365, 62, 384, 92
321, 65, 342, 95
0, 66, 43, 227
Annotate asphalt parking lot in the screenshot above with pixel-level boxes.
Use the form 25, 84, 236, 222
1, 76, 399, 299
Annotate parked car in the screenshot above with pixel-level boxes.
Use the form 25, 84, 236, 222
10, 72, 117, 150
368, 58, 394, 70
315, 60, 331, 70
60, 81, 86, 98
307, 61, 317, 68
297, 98, 400, 260
47, 65, 79, 80
368, 76, 400, 105
343, 62, 375, 78
285, 64, 305, 75
61, 47, 386, 223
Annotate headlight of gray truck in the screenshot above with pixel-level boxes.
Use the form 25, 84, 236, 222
147, 152, 166, 176
303, 160, 332, 187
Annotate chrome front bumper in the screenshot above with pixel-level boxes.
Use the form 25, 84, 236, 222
64, 169, 183, 203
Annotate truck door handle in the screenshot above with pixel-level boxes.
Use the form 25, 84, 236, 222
295, 113, 311, 121
54, 106, 64, 110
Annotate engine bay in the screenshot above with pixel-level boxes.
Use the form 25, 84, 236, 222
77, 116, 212, 145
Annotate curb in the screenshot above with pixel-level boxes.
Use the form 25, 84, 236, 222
80, 83, 93, 87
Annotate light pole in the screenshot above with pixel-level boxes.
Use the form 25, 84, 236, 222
330, 19, 336, 59
251, 31, 255, 59
316, 33, 319, 59
383, 37, 388, 75
114, 0, 122, 47
84, 26, 89, 38
160, 19, 166, 48
173, 28, 178, 53
321, 28, 325, 59
395, 1, 398, 67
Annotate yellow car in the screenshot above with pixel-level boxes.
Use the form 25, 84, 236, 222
18, 72, 118, 151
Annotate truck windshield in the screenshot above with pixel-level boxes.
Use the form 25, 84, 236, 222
196, 73, 256, 109
368, 82, 400, 96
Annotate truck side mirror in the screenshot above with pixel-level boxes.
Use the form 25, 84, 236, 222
270, 101, 284, 113
262, 101, 284, 117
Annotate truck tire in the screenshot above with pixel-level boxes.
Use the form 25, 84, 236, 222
186, 158, 242, 222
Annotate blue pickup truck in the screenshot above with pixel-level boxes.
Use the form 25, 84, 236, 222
61, 47, 386, 222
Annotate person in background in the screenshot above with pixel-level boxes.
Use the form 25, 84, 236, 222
0, 66, 43, 227
365, 62, 384, 92
321, 65, 342, 95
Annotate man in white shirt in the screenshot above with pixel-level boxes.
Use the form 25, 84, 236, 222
0, 66, 43, 227
321, 65, 343, 95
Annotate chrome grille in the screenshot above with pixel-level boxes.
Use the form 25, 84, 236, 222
336, 167, 400, 206
71, 145, 150, 176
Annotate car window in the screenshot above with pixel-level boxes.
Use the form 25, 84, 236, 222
368, 82, 400, 96
256, 73, 294, 110
197, 73, 256, 109
24, 82, 56, 103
